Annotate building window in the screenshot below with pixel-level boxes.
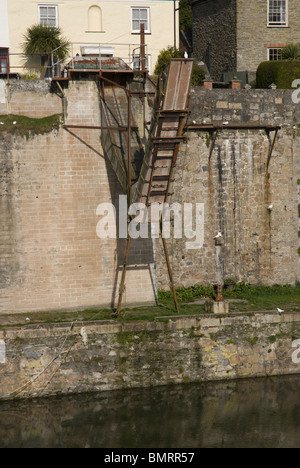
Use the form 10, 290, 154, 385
131, 7, 150, 34
268, 0, 287, 26
39, 5, 58, 27
268, 48, 283, 60
0, 48, 9, 75
132, 54, 150, 71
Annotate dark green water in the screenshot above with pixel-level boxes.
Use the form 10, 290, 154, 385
1, 375, 300, 448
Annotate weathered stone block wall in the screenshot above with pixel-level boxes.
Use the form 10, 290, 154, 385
1, 81, 299, 314
155, 88, 300, 289
192, 0, 237, 81
192, 0, 300, 83
237, 0, 300, 80
1, 312, 300, 399
0, 77, 156, 314
0, 80, 61, 117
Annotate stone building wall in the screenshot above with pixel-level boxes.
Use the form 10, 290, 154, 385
155, 88, 300, 289
192, 0, 237, 81
192, 0, 300, 83
237, 0, 300, 80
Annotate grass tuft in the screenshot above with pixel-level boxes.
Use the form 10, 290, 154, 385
0, 114, 62, 138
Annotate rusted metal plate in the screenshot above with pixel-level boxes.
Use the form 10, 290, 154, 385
133, 59, 193, 206
163, 59, 193, 111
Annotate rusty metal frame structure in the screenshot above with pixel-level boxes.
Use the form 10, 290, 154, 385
105, 59, 193, 316
57, 58, 194, 317
185, 123, 281, 166
61, 71, 182, 316
99, 73, 183, 318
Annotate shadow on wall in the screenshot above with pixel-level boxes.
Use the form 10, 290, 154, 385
105, 160, 157, 308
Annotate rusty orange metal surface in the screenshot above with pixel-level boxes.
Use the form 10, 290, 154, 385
163, 59, 194, 112
133, 58, 194, 206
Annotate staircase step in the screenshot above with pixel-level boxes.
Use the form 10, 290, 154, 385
155, 155, 175, 160
152, 175, 173, 181
150, 190, 174, 197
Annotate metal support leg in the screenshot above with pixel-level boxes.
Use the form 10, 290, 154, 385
161, 225, 180, 314
114, 232, 131, 317
266, 128, 278, 171
113, 85, 132, 318
208, 130, 218, 161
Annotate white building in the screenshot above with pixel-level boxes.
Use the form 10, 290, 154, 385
4, 0, 178, 76
0, 0, 10, 75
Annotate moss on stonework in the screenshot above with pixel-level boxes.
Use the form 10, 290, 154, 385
0, 114, 63, 139
245, 336, 258, 347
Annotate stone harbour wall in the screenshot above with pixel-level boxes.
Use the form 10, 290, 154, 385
0, 77, 156, 314
0, 81, 299, 314
0, 80, 61, 118
155, 88, 300, 289
1, 312, 300, 399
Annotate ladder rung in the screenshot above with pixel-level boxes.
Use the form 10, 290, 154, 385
160, 127, 179, 131
152, 137, 185, 144
152, 176, 172, 181
150, 191, 174, 197
155, 155, 175, 160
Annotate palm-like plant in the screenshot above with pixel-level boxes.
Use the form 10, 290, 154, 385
22, 24, 70, 78
281, 43, 300, 60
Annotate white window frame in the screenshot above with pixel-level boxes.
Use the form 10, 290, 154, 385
268, 47, 283, 61
38, 4, 58, 27
131, 7, 150, 34
268, 0, 288, 27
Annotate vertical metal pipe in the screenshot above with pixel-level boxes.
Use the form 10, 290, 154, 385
174, 0, 177, 50
140, 23, 146, 72
127, 89, 132, 204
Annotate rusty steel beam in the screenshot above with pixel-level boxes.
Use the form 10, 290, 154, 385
186, 123, 281, 131
62, 124, 138, 131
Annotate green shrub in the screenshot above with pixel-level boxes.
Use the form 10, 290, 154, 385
191, 64, 206, 86
282, 43, 300, 60
158, 284, 213, 305
154, 46, 182, 76
154, 46, 205, 86
256, 60, 300, 89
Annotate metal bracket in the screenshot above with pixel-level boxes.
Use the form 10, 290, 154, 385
266, 128, 279, 171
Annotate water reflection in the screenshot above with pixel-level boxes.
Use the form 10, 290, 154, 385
1, 375, 300, 448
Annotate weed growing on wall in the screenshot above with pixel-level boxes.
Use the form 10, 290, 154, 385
0, 114, 62, 139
